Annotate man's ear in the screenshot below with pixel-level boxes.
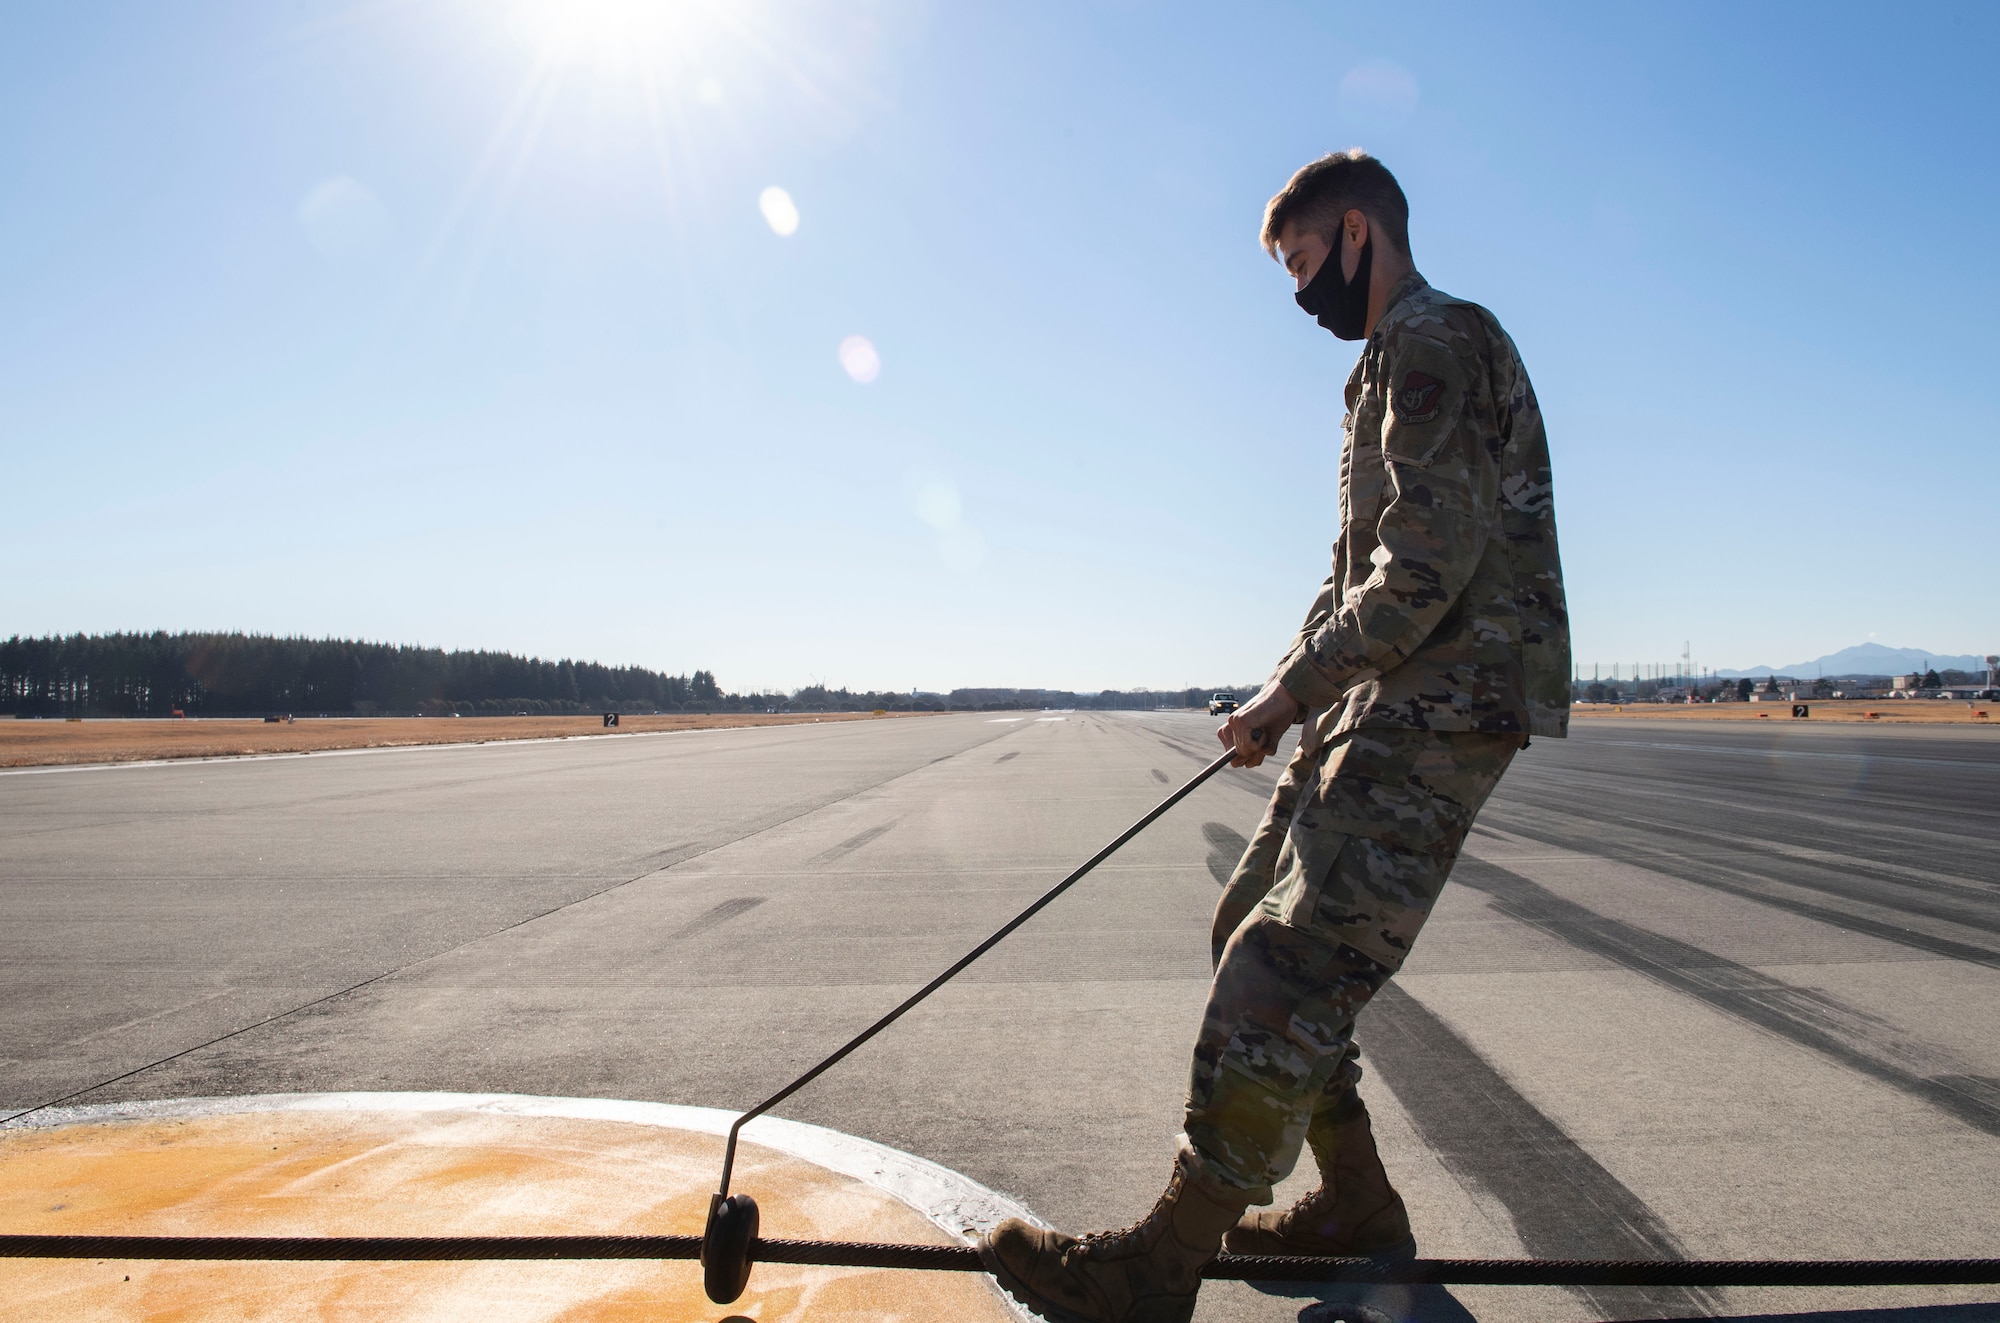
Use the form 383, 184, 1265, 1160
1342, 209, 1369, 279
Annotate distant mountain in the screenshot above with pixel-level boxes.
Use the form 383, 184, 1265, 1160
1714, 643, 1990, 679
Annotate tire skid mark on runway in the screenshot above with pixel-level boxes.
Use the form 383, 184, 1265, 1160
1530, 791, 2000, 859
1490, 804, 2000, 941
615, 839, 702, 876
1124, 715, 1227, 763
1575, 736, 2000, 774
808, 820, 899, 865
1482, 810, 2000, 971
1114, 715, 1284, 796
1363, 983, 1722, 1319
1503, 790, 1999, 907
1088, 713, 1274, 796
1500, 747, 2000, 887
667, 896, 767, 941
1671, 825, 2000, 900
1452, 858, 2000, 1136
1502, 757, 1998, 867
2, 722, 1026, 1125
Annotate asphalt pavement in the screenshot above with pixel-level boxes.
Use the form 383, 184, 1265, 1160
3, 713, 1997, 1323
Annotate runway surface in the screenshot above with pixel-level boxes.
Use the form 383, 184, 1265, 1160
4, 713, 1997, 1323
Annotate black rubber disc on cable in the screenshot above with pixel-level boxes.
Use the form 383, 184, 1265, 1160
701, 1192, 758, 1303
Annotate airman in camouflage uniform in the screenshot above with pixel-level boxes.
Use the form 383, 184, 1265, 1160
982, 151, 1570, 1323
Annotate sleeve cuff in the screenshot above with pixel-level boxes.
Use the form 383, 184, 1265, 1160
1277, 648, 1345, 710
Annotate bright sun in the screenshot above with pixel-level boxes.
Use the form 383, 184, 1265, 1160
508, 0, 705, 71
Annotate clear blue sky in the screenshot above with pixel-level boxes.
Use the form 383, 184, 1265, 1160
4, 2, 1995, 691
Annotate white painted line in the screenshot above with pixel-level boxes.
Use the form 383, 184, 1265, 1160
1034, 717, 1066, 722
986, 718, 1024, 723
5, 1090, 1046, 1318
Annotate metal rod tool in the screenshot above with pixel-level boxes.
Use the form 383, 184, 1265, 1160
701, 740, 1248, 1302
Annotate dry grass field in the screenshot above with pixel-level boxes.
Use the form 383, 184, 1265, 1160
1573, 698, 1995, 726
0, 711, 927, 769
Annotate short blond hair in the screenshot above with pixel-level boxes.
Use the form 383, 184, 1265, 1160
1261, 149, 1411, 259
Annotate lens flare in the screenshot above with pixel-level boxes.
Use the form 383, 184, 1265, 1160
759, 186, 800, 236
905, 473, 985, 573
838, 334, 880, 383
913, 479, 960, 531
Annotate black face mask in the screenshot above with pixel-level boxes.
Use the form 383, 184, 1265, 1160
1294, 232, 1372, 340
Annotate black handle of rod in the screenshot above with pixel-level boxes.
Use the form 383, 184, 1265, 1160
715, 738, 1252, 1197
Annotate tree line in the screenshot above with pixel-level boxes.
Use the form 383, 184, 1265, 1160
0, 632, 721, 717
1, 632, 1254, 718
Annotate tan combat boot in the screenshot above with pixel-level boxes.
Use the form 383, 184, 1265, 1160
979, 1140, 1252, 1323
1222, 1092, 1415, 1259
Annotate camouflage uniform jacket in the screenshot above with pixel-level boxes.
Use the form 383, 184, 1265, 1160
1274, 272, 1570, 742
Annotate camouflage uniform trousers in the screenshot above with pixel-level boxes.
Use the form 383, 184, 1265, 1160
1185, 726, 1521, 1196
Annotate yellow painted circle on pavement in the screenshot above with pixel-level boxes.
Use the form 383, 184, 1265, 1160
0, 1101, 1020, 1322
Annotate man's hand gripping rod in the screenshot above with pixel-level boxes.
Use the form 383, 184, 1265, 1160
701, 735, 1259, 1303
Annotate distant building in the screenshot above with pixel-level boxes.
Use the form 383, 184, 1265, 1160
1749, 676, 1799, 701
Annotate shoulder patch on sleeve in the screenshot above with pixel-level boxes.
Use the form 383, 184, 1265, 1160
1379, 336, 1467, 468
1396, 370, 1446, 424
